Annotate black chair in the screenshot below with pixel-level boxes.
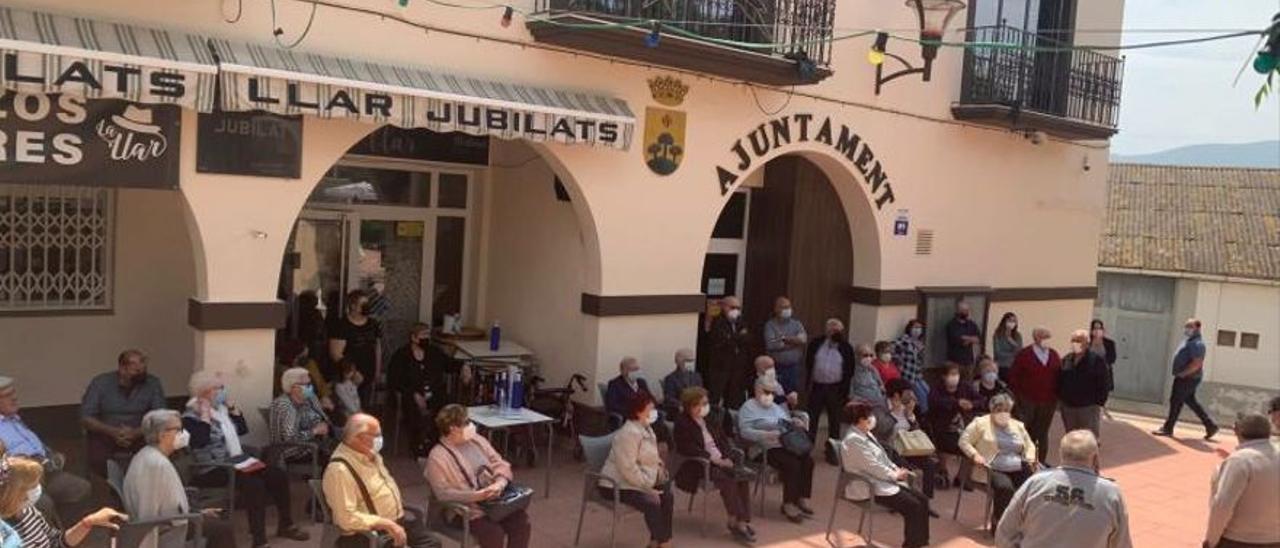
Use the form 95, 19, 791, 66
259, 406, 323, 517
419, 458, 472, 548
668, 445, 751, 537
951, 455, 995, 533
171, 451, 238, 517
109, 514, 206, 548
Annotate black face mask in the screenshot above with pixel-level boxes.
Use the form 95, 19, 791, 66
830, 332, 844, 343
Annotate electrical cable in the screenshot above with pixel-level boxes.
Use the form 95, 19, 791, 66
750, 86, 794, 116
271, 0, 319, 49
223, 0, 244, 24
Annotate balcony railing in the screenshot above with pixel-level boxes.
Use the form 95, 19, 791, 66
530, 0, 835, 82
956, 25, 1124, 137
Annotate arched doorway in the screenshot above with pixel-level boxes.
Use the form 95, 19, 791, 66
697, 153, 855, 378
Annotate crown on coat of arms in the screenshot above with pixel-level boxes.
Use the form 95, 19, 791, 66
648, 76, 689, 106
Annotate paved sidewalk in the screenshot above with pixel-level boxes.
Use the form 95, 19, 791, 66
252, 410, 1230, 548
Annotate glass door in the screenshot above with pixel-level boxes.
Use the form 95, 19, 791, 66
352, 219, 425, 357
279, 210, 351, 361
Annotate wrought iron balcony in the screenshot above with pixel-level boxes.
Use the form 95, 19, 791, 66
528, 0, 835, 85
952, 25, 1124, 140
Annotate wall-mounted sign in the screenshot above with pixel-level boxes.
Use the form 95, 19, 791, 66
348, 127, 489, 166
894, 210, 910, 236
643, 107, 686, 176
648, 76, 689, 107
197, 111, 302, 178
714, 113, 896, 210
0, 92, 180, 189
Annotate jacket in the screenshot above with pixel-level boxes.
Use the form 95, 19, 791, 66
1010, 345, 1062, 405
707, 315, 751, 381
605, 375, 653, 420
672, 412, 736, 493
840, 427, 903, 501
958, 414, 1037, 483
926, 381, 979, 435
424, 436, 514, 520
805, 336, 855, 391
994, 466, 1132, 548
1206, 439, 1280, 545
600, 420, 664, 494
1057, 351, 1109, 408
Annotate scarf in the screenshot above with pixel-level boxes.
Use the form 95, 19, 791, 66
186, 398, 243, 458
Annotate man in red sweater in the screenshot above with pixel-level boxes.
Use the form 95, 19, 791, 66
1009, 327, 1061, 465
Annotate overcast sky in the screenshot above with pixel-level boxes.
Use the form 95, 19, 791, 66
1111, 0, 1280, 155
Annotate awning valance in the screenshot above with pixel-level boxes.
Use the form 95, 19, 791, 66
0, 7, 635, 150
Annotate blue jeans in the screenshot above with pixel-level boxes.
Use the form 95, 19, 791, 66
911, 378, 931, 414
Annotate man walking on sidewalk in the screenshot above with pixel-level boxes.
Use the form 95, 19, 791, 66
1152, 318, 1218, 440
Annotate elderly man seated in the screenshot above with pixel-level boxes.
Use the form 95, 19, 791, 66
322, 413, 439, 548
605, 357, 671, 443
269, 367, 337, 464
0, 377, 91, 525
660, 348, 701, 419
79, 349, 167, 478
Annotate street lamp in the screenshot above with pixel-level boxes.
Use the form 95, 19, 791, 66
872, 0, 966, 95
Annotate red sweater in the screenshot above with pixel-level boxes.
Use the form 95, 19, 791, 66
1009, 346, 1061, 404
872, 360, 901, 384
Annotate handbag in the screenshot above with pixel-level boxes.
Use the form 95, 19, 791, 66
441, 442, 534, 522
892, 429, 936, 457
776, 419, 813, 457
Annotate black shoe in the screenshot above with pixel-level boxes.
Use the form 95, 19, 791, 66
729, 524, 755, 543
1151, 429, 1173, 437
277, 527, 310, 541
1204, 425, 1219, 441
780, 505, 804, 524
928, 508, 940, 519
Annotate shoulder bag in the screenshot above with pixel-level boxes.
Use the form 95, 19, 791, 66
776, 419, 813, 457
441, 443, 533, 522
892, 429, 936, 457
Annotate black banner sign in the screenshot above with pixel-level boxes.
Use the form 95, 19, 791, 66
197, 111, 302, 178
0, 92, 180, 189
348, 126, 489, 166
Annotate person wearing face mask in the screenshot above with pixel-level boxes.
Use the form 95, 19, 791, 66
707, 296, 752, 408
995, 430, 1131, 548
661, 348, 703, 420
945, 299, 983, 379
388, 323, 458, 453
928, 363, 979, 489
738, 377, 814, 523
80, 349, 167, 478
672, 387, 755, 542
605, 357, 671, 444
751, 356, 798, 408
871, 341, 902, 385
183, 371, 309, 547
1089, 319, 1117, 400
841, 401, 933, 548
1057, 330, 1110, 441
992, 313, 1023, 383
124, 409, 239, 548
0, 456, 127, 548
1153, 319, 1219, 440
1010, 328, 1062, 465
1204, 413, 1280, 548
892, 319, 930, 414
324, 414, 439, 548
601, 393, 674, 548
425, 405, 530, 548
270, 367, 337, 465
959, 394, 1039, 532
882, 379, 940, 499
764, 296, 808, 397
328, 289, 384, 409
972, 357, 1011, 414
806, 318, 856, 463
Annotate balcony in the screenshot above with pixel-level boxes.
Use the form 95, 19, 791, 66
952, 25, 1124, 140
527, 0, 835, 86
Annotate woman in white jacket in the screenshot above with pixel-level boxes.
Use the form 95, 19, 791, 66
958, 393, 1038, 532
841, 401, 931, 548
600, 392, 673, 548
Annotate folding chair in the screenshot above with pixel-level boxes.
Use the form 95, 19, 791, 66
423, 475, 472, 548
824, 439, 892, 548
667, 444, 750, 537
574, 432, 631, 547
260, 406, 323, 518
108, 513, 206, 548
951, 455, 995, 532
308, 479, 381, 548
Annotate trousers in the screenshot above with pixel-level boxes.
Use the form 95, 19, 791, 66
603, 485, 675, 542
1060, 404, 1102, 440
467, 509, 532, 548
765, 448, 814, 504
989, 465, 1033, 531
193, 465, 296, 544
1161, 377, 1217, 433
807, 382, 845, 449
874, 487, 931, 548
1015, 398, 1056, 464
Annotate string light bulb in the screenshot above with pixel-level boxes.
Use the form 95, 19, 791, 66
398, 0, 409, 6
500, 6, 514, 28
867, 32, 889, 65
644, 21, 661, 48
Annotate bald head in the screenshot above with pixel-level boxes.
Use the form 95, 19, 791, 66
1033, 328, 1052, 345
344, 413, 379, 442
1059, 430, 1099, 467
619, 356, 640, 377
754, 355, 775, 375
721, 296, 740, 309
674, 348, 694, 370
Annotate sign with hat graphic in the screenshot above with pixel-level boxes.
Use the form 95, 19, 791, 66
0, 92, 180, 189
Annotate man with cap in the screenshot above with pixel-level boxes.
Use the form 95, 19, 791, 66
0, 376, 93, 524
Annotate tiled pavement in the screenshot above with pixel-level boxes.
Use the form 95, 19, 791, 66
188, 411, 1232, 548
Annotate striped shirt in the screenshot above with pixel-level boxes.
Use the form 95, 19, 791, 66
269, 394, 330, 460
5, 506, 62, 548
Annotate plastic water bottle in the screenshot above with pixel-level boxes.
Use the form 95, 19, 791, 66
489, 321, 502, 351
510, 366, 524, 411
494, 370, 508, 412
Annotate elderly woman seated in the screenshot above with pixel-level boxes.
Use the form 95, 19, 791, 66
602, 392, 673, 548
958, 393, 1038, 531
269, 367, 337, 464
0, 457, 124, 548
841, 401, 932, 548
184, 371, 309, 547
424, 405, 531, 548
737, 375, 814, 523
672, 386, 755, 543
123, 409, 239, 548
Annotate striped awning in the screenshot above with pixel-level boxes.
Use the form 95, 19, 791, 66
0, 7, 635, 150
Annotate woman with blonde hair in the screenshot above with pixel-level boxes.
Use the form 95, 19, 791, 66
0, 457, 124, 547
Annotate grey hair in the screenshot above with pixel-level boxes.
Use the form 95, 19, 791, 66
825, 318, 844, 331
280, 367, 310, 392
989, 393, 1015, 412
1235, 413, 1272, 441
188, 370, 223, 397
142, 409, 181, 446
343, 413, 378, 442
1059, 430, 1099, 465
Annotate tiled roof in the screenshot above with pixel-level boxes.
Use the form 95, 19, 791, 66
1101, 163, 1280, 281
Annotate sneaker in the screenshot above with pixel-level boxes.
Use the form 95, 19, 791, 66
277, 527, 310, 541
1150, 429, 1173, 437
1204, 424, 1219, 441
780, 504, 804, 524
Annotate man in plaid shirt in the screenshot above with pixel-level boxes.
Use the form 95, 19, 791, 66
892, 319, 930, 413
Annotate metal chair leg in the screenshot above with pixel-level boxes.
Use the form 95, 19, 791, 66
825, 494, 840, 547
609, 506, 618, 548
573, 492, 587, 546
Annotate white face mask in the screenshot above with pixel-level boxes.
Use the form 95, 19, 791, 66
462, 423, 477, 441
780, 308, 793, 320
1071, 342, 1086, 354
757, 394, 775, 407
698, 403, 711, 418
173, 429, 190, 450
25, 484, 42, 508
945, 375, 960, 388
865, 415, 877, 432
992, 412, 1011, 428
1006, 321, 1017, 330
1037, 339, 1050, 349
859, 357, 873, 367
982, 371, 998, 384
763, 368, 777, 379
372, 435, 385, 453
624, 371, 638, 384
1184, 328, 1196, 338
878, 353, 892, 362
910, 327, 923, 338
726, 309, 741, 321
647, 409, 660, 425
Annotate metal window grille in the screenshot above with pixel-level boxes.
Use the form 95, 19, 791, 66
0, 184, 114, 312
